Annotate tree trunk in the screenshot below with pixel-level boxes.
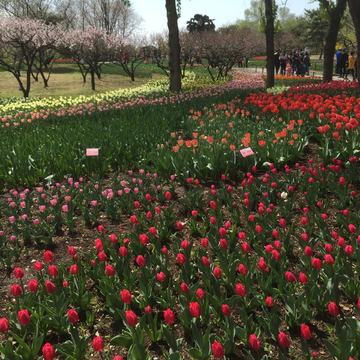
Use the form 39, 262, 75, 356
319, 50, 323, 60
91, 70, 95, 90
23, 66, 32, 98
321, 0, 347, 81
265, 0, 275, 88
347, 0, 360, 82
165, 0, 181, 92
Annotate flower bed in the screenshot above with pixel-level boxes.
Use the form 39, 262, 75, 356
1, 73, 360, 360
1, 154, 360, 359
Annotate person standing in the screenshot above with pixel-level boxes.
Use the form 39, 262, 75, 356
345, 51, 356, 80
303, 52, 310, 76
280, 52, 287, 75
340, 49, 348, 78
290, 51, 297, 75
274, 50, 281, 75
336, 48, 342, 74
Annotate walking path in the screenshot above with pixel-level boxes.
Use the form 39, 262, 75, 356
234, 66, 356, 82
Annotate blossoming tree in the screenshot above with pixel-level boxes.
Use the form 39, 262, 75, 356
0, 17, 62, 98
60, 26, 119, 90
199, 29, 265, 81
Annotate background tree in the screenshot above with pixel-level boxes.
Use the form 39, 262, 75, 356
302, 8, 329, 59
114, 35, 146, 81
347, 0, 360, 82
149, 31, 171, 76
274, 31, 304, 53
0, 17, 62, 98
165, 0, 181, 92
317, 0, 347, 81
79, 0, 142, 36
337, 7, 356, 51
199, 29, 264, 81
265, 0, 275, 88
0, 0, 73, 25
61, 26, 118, 90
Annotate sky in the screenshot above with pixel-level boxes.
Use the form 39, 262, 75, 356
132, 0, 319, 34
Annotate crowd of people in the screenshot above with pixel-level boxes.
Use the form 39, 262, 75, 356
274, 49, 311, 77
336, 48, 357, 80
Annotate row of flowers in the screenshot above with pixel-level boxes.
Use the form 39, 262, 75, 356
1, 153, 360, 358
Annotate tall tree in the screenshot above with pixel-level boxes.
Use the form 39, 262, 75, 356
317, 0, 347, 81
0, 0, 73, 25
347, 0, 360, 82
81, 0, 142, 36
302, 9, 329, 59
265, 0, 275, 88
0, 17, 62, 98
61, 26, 119, 90
165, 0, 181, 92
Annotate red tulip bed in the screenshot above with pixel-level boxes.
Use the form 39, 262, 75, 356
0, 78, 360, 360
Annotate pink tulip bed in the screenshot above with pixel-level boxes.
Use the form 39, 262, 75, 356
1, 77, 360, 360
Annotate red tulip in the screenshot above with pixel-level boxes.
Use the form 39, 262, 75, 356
202, 256, 210, 266
235, 283, 246, 296
164, 309, 175, 324
11, 284, 22, 297
92, 336, 104, 351
157, 272, 166, 282
105, 265, 115, 277
196, 288, 205, 299
212, 341, 224, 359
110, 234, 118, 243
299, 273, 308, 284
177, 253, 186, 265
43, 250, 53, 262
34, 261, 44, 271
28, 280, 39, 293
301, 324, 311, 340
42, 343, 55, 360
125, 310, 137, 326
213, 267, 222, 278
45, 280, 56, 294
222, 304, 231, 316
278, 332, 289, 347
136, 255, 146, 267
14, 267, 24, 279
121, 289, 132, 304
285, 271, 296, 282
328, 302, 339, 316
18, 309, 30, 326
219, 239, 228, 249
98, 252, 107, 262
189, 302, 201, 318
68, 309, 79, 323
242, 241, 250, 252
176, 222, 184, 230
265, 296, 274, 307
219, 227, 226, 237
70, 264, 78, 275
249, 334, 261, 350
0, 318, 10, 334
312, 257, 322, 269
139, 234, 149, 245
181, 283, 189, 293
238, 264, 247, 275
201, 238, 209, 248
119, 246, 128, 257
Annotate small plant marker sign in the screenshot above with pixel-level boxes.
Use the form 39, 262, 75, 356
240, 147, 254, 157
86, 148, 99, 156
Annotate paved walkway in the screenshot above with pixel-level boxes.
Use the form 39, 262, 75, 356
233, 66, 356, 81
